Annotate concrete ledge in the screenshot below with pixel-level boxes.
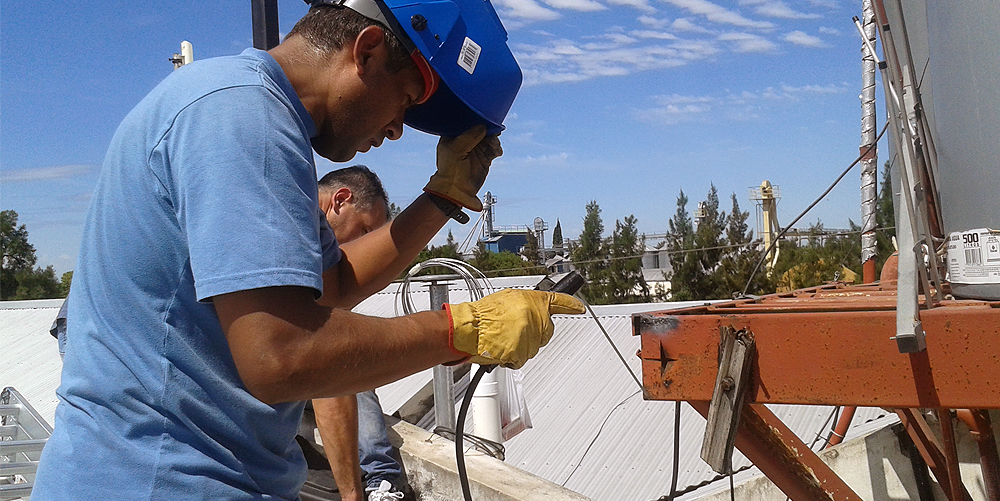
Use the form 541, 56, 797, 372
386, 416, 593, 501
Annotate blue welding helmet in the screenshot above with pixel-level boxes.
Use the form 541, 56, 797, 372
305, 0, 522, 136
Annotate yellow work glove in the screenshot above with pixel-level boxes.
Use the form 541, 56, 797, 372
423, 124, 501, 212
444, 289, 586, 369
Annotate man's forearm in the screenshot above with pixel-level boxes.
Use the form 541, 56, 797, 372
314, 396, 365, 501
215, 286, 459, 404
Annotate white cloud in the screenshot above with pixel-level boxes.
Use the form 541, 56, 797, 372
516, 36, 719, 85
738, 0, 820, 19
818, 26, 840, 35
718, 32, 777, 52
605, 0, 658, 14
582, 32, 639, 50
761, 83, 846, 99
541, 0, 607, 12
494, 0, 561, 20
638, 15, 671, 29
635, 82, 847, 125
630, 29, 679, 40
661, 0, 774, 29
522, 152, 571, 163
671, 17, 715, 33
783, 30, 826, 47
0, 164, 97, 183
633, 93, 715, 124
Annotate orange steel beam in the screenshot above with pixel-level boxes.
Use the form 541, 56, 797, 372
633, 285, 1000, 409
690, 401, 863, 501
895, 408, 973, 501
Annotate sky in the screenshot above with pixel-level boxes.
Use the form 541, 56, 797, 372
1, 0, 891, 275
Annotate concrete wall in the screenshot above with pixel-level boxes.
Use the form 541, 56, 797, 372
695, 411, 998, 501
386, 416, 593, 501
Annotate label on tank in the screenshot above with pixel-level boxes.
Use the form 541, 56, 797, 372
947, 228, 1000, 284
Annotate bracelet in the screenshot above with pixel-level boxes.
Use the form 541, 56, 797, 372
426, 193, 470, 224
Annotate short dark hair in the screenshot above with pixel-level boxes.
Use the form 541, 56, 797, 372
318, 165, 391, 221
286, 5, 414, 74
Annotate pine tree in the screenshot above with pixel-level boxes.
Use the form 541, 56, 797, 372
608, 215, 649, 303
551, 219, 563, 255
875, 163, 896, 277
522, 230, 542, 265
572, 201, 609, 303
665, 190, 697, 300
688, 184, 726, 299
716, 193, 768, 297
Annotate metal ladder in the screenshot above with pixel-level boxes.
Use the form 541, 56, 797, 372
1, 387, 53, 501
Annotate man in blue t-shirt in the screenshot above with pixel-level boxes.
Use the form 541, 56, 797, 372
32, 3, 583, 500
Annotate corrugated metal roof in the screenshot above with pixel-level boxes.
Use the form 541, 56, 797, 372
352, 280, 898, 501
0, 299, 64, 427
497, 303, 894, 501
0, 284, 899, 501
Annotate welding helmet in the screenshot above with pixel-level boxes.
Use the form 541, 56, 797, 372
305, 0, 522, 136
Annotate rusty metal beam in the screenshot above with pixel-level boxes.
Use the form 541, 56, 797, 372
634, 285, 1000, 409
689, 401, 863, 501
895, 408, 973, 501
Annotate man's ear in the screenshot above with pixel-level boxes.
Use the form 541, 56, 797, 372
332, 187, 354, 213
353, 25, 386, 74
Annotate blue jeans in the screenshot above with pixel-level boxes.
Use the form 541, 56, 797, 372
357, 390, 403, 491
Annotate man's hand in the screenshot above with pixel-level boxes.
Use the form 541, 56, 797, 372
423, 124, 501, 211
444, 289, 585, 369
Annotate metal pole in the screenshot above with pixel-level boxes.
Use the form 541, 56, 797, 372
860, 0, 879, 284
429, 281, 456, 430
251, 0, 280, 50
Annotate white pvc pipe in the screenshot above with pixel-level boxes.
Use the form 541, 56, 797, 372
470, 364, 503, 443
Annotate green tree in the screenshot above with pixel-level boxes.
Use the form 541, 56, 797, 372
716, 194, 771, 297
469, 242, 541, 277
1, 210, 63, 300
665, 190, 697, 301
14, 265, 62, 300
571, 201, 610, 303
875, 163, 896, 277
771, 220, 862, 291
688, 184, 726, 299
2, 210, 37, 298
667, 186, 728, 300
404, 232, 462, 277
551, 219, 563, 254
61, 271, 74, 297
607, 215, 648, 303
522, 230, 542, 266
387, 202, 403, 219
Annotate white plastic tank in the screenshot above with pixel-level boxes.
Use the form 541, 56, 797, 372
922, 1, 1000, 299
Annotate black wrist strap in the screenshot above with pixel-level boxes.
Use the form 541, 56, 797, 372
426, 193, 470, 224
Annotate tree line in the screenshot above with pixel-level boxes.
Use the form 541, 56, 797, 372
409, 168, 896, 306
4, 168, 896, 304
1, 210, 72, 300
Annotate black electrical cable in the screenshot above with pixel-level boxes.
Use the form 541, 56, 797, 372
433, 426, 505, 460
455, 271, 586, 501
455, 364, 490, 501
653, 465, 755, 501
741, 120, 890, 297
561, 390, 642, 486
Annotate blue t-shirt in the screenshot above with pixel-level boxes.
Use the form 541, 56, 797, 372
33, 49, 340, 500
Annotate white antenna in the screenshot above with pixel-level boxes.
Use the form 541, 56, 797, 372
170, 41, 194, 70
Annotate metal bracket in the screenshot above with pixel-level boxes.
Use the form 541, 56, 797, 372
700, 326, 756, 474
